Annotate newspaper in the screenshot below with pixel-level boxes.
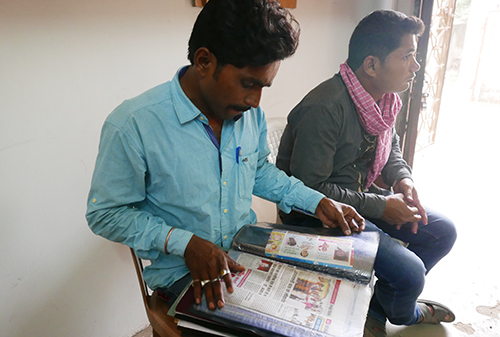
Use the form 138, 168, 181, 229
219, 252, 371, 336
265, 230, 354, 270
231, 223, 379, 283
176, 223, 377, 336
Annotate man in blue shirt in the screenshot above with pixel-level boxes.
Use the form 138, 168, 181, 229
86, 0, 364, 311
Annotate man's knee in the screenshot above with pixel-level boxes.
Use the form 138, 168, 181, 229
432, 215, 457, 256
376, 237, 427, 292
392, 254, 426, 295
443, 218, 457, 250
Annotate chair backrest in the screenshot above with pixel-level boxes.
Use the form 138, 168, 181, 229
266, 117, 287, 224
266, 117, 287, 164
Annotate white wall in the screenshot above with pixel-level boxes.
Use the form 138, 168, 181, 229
0, 1, 408, 336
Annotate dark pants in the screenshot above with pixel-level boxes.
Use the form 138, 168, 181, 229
156, 273, 192, 307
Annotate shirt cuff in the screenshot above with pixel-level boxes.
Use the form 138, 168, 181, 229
304, 192, 325, 215
160, 226, 194, 257
292, 185, 325, 215
278, 175, 325, 215
372, 195, 387, 219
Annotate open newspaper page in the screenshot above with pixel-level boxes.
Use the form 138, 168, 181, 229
231, 223, 379, 283
183, 250, 372, 337
265, 230, 354, 269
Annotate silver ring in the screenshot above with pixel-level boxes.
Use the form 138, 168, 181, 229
210, 277, 220, 283
220, 269, 230, 277
200, 279, 211, 287
191, 279, 201, 287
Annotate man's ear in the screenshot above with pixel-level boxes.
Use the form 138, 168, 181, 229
362, 56, 379, 78
193, 47, 215, 77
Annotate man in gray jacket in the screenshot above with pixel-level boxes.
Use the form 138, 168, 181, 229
276, 10, 457, 337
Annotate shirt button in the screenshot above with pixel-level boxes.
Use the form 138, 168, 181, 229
224, 209, 228, 213
223, 181, 227, 186
353, 164, 357, 168
224, 235, 228, 240
200, 116, 205, 121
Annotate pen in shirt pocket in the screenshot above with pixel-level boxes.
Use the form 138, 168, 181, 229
236, 146, 241, 164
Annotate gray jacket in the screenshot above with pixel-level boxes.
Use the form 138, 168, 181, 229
276, 73, 412, 219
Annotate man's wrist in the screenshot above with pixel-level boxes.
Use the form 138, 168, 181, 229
164, 227, 176, 255
392, 176, 412, 189
162, 227, 193, 256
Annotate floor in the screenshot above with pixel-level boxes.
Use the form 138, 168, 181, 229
133, 89, 500, 337
132, 326, 152, 337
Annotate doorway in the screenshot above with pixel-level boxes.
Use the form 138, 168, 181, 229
395, 1, 500, 335
412, 0, 500, 191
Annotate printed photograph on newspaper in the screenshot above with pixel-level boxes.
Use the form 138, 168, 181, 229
265, 230, 354, 270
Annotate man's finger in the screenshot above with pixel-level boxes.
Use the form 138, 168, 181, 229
348, 218, 359, 232
333, 207, 354, 235
220, 269, 234, 292
203, 276, 217, 310
225, 260, 245, 293
211, 277, 225, 309
405, 188, 414, 204
357, 217, 366, 231
413, 200, 428, 225
408, 206, 421, 217
349, 218, 364, 232
350, 209, 365, 232
192, 278, 203, 305
420, 210, 428, 225
411, 221, 419, 234
337, 217, 352, 235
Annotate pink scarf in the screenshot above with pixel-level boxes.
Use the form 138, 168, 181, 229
339, 62, 402, 188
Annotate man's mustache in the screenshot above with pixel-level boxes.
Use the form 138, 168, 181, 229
229, 105, 251, 112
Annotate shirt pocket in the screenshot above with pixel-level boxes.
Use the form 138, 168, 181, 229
238, 150, 258, 199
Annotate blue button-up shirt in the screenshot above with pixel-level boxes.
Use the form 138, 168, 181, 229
86, 67, 324, 289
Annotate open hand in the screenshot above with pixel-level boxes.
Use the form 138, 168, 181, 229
315, 197, 365, 235
184, 235, 245, 310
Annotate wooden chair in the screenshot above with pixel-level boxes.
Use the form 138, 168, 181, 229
130, 248, 182, 337
266, 117, 287, 166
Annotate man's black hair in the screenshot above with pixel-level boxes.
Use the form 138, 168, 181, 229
347, 10, 425, 71
188, 0, 300, 68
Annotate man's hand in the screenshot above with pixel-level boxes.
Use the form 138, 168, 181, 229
382, 183, 427, 234
315, 198, 365, 235
184, 235, 245, 310
382, 193, 420, 226
393, 178, 427, 222
392, 178, 428, 233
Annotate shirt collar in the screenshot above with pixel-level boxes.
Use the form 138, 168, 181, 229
171, 66, 201, 125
